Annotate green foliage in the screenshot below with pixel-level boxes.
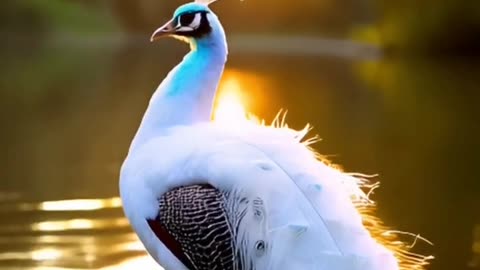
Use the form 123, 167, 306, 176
1, 0, 117, 34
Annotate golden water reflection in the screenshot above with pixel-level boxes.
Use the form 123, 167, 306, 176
103, 256, 161, 270
0, 196, 154, 269
31, 218, 128, 232
6, 198, 123, 212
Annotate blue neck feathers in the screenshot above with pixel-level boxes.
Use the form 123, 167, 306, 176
130, 22, 228, 152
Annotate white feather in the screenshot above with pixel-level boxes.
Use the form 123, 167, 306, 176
120, 121, 399, 270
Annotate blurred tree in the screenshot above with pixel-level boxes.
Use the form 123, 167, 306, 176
376, 0, 480, 56
0, 0, 116, 36
109, 0, 372, 36
3, 0, 479, 56
110, 0, 177, 33
1, 0, 374, 37
0, 0, 48, 34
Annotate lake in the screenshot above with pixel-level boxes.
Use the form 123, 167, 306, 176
0, 35, 479, 270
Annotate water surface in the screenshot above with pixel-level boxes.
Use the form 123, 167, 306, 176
0, 37, 479, 269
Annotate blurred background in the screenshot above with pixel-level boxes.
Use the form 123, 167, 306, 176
0, 0, 479, 269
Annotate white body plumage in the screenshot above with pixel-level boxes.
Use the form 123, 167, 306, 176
121, 121, 399, 270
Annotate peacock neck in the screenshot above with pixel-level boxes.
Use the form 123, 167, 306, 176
129, 37, 228, 152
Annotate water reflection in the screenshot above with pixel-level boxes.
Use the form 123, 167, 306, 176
0, 198, 122, 212
38, 198, 122, 212
103, 256, 160, 270
0, 194, 147, 269
31, 217, 128, 232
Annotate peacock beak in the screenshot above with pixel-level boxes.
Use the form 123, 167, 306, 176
150, 18, 177, 42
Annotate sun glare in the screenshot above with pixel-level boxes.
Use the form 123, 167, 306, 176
214, 75, 248, 124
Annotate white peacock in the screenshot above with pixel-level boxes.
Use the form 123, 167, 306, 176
119, 1, 432, 270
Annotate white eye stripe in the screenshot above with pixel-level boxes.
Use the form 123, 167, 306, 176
188, 13, 202, 29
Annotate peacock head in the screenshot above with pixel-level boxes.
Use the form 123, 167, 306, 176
150, 1, 226, 47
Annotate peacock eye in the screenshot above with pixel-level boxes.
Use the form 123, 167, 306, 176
255, 240, 266, 256
179, 13, 196, 27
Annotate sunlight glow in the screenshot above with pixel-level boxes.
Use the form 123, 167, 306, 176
214, 75, 248, 124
